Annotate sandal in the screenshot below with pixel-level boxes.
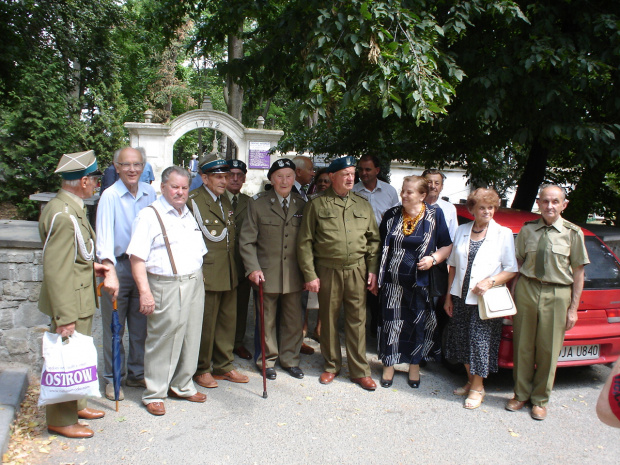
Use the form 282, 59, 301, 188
464, 389, 485, 409
453, 381, 471, 396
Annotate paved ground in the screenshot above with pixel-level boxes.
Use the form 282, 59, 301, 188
12, 303, 620, 465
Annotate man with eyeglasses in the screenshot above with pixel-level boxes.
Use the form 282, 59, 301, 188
96, 146, 157, 401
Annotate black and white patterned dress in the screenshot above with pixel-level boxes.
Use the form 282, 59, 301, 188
377, 205, 452, 366
445, 238, 503, 377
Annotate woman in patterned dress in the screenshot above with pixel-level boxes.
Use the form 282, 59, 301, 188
377, 176, 452, 389
444, 188, 518, 409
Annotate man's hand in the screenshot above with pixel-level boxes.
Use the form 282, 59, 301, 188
566, 307, 578, 330
56, 322, 76, 338
93, 262, 110, 278
248, 270, 265, 287
305, 278, 320, 293
101, 261, 119, 300
139, 290, 155, 316
367, 273, 378, 295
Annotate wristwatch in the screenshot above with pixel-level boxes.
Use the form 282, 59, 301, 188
431, 254, 437, 266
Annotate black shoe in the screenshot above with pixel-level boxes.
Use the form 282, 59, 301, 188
408, 378, 420, 389
265, 368, 277, 380
283, 366, 304, 379
380, 377, 393, 388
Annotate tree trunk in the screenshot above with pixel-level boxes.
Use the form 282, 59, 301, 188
511, 138, 548, 211
563, 158, 612, 224
226, 30, 244, 122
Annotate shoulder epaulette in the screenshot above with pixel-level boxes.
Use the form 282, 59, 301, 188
351, 191, 369, 201
253, 191, 268, 200
309, 191, 326, 201
563, 220, 580, 231
188, 190, 199, 199
524, 219, 539, 225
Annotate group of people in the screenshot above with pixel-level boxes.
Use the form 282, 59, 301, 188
37, 148, 589, 439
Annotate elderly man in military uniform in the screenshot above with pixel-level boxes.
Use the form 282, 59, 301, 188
240, 159, 306, 380
506, 184, 589, 420
38, 150, 115, 438
297, 156, 380, 391
225, 159, 253, 360
188, 155, 249, 388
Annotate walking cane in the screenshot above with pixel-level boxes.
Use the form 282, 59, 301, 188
258, 280, 268, 399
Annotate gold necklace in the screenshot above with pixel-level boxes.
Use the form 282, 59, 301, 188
402, 204, 425, 236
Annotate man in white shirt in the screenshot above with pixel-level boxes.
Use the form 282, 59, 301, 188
96, 147, 157, 401
422, 169, 458, 241
128, 166, 207, 416
352, 154, 400, 227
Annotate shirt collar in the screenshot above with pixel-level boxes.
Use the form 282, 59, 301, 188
203, 185, 218, 202
158, 195, 189, 218
535, 216, 564, 232
274, 190, 290, 204
60, 189, 84, 208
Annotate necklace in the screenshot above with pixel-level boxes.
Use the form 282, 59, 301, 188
472, 224, 488, 234
402, 204, 426, 236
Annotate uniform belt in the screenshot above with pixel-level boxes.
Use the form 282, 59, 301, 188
147, 270, 201, 282
522, 275, 570, 287
316, 257, 364, 270
116, 253, 129, 261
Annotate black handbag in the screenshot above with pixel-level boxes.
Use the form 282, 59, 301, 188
429, 260, 448, 298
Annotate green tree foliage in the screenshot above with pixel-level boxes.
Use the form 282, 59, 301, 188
0, 0, 128, 218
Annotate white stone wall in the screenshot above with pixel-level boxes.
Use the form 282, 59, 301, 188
0, 247, 48, 373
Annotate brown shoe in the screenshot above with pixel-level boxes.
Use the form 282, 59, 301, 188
77, 408, 105, 420
233, 346, 252, 360
319, 371, 337, 385
168, 389, 207, 403
505, 397, 528, 412
213, 369, 249, 383
48, 423, 94, 439
145, 402, 166, 416
531, 405, 547, 420
300, 343, 315, 355
351, 376, 377, 391
193, 373, 218, 388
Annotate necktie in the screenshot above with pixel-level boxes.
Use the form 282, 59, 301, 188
535, 227, 550, 279
232, 195, 238, 211
282, 198, 288, 216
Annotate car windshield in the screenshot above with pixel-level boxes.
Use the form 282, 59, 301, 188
583, 237, 620, 290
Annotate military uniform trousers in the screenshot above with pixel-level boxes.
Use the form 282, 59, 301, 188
197, 288, 237, 375
317, 262, 371, 378
255, 290, 303, 369
142, 270, 204, 404
234, 277, 252, 348
100, 256, 147, 384
513, 276, 571, 406
47, 316, 93, 427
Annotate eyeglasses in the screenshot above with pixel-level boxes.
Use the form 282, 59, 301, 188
116, 162, 144, 170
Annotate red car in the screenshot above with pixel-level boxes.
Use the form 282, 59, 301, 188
445, 204, 620, 368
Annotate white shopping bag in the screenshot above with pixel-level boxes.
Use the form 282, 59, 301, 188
38, 331, 101, 407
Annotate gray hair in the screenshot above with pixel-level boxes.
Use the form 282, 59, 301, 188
114, 147, 146, 164
538, 183, 567, 201
62, 179, 82, 188
292, 155, 311, 170
161, 165, 190, 184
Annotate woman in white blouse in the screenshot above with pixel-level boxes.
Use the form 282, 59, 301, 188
444, 188, 518, 409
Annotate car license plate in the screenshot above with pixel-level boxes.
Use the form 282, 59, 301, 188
558, 344, 600, 361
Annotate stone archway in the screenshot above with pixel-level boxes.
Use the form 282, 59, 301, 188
124, 104, 283, 187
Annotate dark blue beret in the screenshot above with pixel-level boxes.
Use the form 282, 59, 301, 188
328, 156, 356, 173
226, 159, 247, 173
267, 158, 295, 180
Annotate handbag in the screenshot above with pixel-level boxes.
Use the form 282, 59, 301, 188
38, 331, 101, 407
478, 285, 517, 320
429, 261, 449, 298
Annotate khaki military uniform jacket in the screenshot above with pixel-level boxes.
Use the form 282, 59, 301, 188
188, 186, 237, 291
38, 189, 97, 326
228, 191, 250, 282
239, 190, 305, 294
516, 217, 590, 285
297, 187, 380, 282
